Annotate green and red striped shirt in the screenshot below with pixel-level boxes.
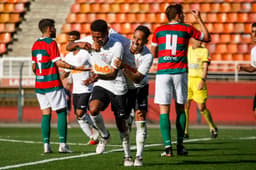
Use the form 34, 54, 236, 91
152, 23, 203, 75
31, 37, 63, 93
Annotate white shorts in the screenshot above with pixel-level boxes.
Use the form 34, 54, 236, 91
36, 89, 67, 111
154, 73, 188, 105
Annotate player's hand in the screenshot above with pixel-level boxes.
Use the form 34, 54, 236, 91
198, 80, 205, 90
78, 42, 92, 50
191, 9, 201, 19
75, 65, 91, 71
92, 42, 101, 52
114, 58, 123, 69
83, 73, 98, 85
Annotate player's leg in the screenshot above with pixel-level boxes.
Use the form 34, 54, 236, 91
155, 74, 173, 157
112, 93, 133, 166
173, 73, 188, 155
126, 89, 136, 132
184, 100, 192, 138
36, 93, 52, 153
134, 85, 148, 166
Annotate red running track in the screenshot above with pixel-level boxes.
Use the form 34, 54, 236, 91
0, 80, 255, 125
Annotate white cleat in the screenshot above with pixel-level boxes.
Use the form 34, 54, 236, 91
134, 157, 143, 166
58, 144, 72, 153
96, 135, 110, 154
44, 143, 52, 154
124, 157, 134, 167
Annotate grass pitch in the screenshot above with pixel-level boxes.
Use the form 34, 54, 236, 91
0, 125, 255, 170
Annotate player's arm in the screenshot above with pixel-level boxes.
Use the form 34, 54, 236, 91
151, 45, 158, 58
32, 63, 36, 74
55, 59, 91, 71
60, 71, 70, 80
192, 9, 211, 43
122, 67, 144, 84
198, 61, 209, 90
66, 41, 92, 51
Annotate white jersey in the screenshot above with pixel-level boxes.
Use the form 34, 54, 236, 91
64, 50, 93, 94
250, 46, 256, 68
81, 36, 127, 95
109, 30, 153, 89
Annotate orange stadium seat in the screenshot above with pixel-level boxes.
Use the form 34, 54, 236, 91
110, 3, 120, 13
214, 24, 224, 33
217, 13, 227, 22
240, 34, 251, 43
71, 23, 81, 32
222, 53, 233, 61
146, 13, 156, 23
233, 54, 244, 61
96, 13, 107, 21
130, 3, 140, 12
160, 3, 168, 12
210, 3, 220, 12
205, 23, 213, 32
66, 13, 76, 23
87, 13, 96, 23
140, 3, 150, 12
80, 4, 90, 13
91, 3, 101, 13
237, 13, 248, 22
190, 3, 200, 10
216, 44, 227, 53
76, 13, 87, 23
149, 3, 160, 12
0, 43, 6, 54
136, 13, 146, 23
75, 0, 86, 4
0, 23, 5, 32
0, 33, 11, 43
116, 13, 126, 23
200, 3, 211, 12
219, 34, 231, 43
71, 4, 80, 13
220, 3, 231, 12
223, 23, 234, 33
237, 44, 248, 53
81, 23, 90, 33
227, 43, 237, 54
9, 13, 20, 23
0, 3, 4, 11
111, 23, 121, 32
14, 3, 25, 13
234, 23, 244, 33
120, 3, 130, 12
106, 13, 116, 23
210, 34, 220, 43
207, 44, 216, 54
121, 23, 132, 34
127, 13, 136, 23
0, 14, 10, 23
206, 13, 217, 23
244, 23, 251, 33
3, 3, 14, 12
227, 13, 237, 23
61, 24, 71, 33
244, 54, 250, 61
5, 23, 15, 32
230, 3, 241, 12
249, 13, 256, 22
252, 3, 256, 12
211, 53, 222, 61
230, 34, 240, 43
156, 13, 167, 24
100, 3, 110, 13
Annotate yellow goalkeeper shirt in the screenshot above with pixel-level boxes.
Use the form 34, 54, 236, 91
187, 46, 211, 77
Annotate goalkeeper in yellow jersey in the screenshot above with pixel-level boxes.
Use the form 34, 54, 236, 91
184, 38, 218, 139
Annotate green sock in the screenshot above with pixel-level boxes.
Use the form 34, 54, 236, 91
57, 111, 67, 143
176, 111, 186, 144
41, 114, 51, 144
160, 114, 171, 147
201, 109, 216, 130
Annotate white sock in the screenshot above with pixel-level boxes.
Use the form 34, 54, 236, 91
120, 131, 131, 158
77, 116, 93, 138
90, 114, 109, 138
135, 121, 147, 159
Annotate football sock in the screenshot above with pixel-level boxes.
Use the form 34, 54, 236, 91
57, 111, 67, 143
135, 121, 147, 159
160, 114, 171, 147
90, 114, 109, 138
176, 111, 186, 144
185, 108, 189, 134
120, 131, 131, 158
41, 114, 51, 144
201, 108, 216, 130
77, 114, 93, 138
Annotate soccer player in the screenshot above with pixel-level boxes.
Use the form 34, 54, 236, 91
61, 31, 99, 145
114, 25, 153, 166
184, 38, 218, 139
238, 23, 256, 119
151, 4, 211, 157
71, 19, 132, 166
31, 18, 88, 153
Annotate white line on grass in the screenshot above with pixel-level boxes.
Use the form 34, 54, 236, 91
0, 136, 255, 170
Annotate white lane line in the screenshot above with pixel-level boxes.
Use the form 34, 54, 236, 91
0, 136, 255, 170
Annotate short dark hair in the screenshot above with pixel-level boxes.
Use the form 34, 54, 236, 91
165, 4, 183, 21
135, 25, 151, 39
90, 19, 108, 33
252, 23, 256, 28
68, 31, 80, 39
38, 18, 55, 33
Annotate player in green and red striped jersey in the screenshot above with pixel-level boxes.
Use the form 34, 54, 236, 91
151, 4, 211, 157
32, 18, 89, 154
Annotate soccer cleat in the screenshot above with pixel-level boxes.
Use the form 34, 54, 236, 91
160, 147, 173, 157
124, 157, 134, 167
210, 128, 218, 138
134, 157, 143, 166
184, 133, 189, 139
177, 144, 188, 156
58, 144, 72, 153
44, 143, 52, 154
96, 134, 110, 154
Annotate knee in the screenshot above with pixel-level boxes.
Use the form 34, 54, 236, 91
89, 101, 100, 116
75, 110, 84, 118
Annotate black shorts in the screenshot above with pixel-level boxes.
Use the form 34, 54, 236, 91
73, 93, 91, 112
64, 88, 71, 112
90, 86, 128, 119
126, 84, 149, 114
253, 95, 256, 111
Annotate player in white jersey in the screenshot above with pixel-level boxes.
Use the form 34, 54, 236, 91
67, 20, 132, 166
238, 23, 256, 119
113, 25, 153, 166
62, 31, 99, 145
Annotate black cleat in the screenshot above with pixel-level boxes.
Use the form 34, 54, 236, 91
177, 144, 188, 156
211, 128, 218, 138
161, 147, 173, 157
184, 133, 189, 139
